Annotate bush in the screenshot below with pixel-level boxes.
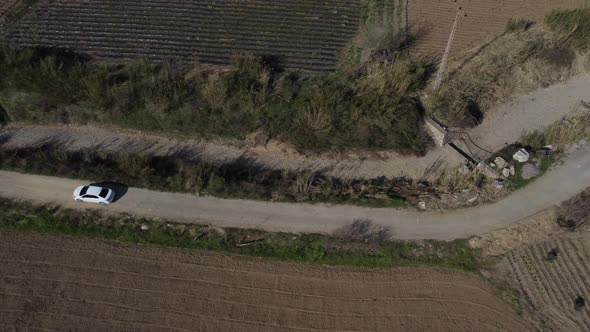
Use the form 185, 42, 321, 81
334, 218, 392, 245
0, 45, 430, 154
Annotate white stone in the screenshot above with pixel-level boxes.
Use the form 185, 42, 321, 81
502, 167, 511, 178
494, 157, 507, 169
418, 201, 427, 210
513, 148, 530, 163
140, 224, 149, 231
509, 165, 515, 176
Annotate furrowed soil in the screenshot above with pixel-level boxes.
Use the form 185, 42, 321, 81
3, 0, 360, 71
0, 0, 19, 17
472, 192, 590, 331
0, 232, 529, 331
408, 0, 586, 56
495, 234, 590, 331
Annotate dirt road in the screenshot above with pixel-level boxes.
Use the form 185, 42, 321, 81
1, 143, 589, 240
0, 232, 529, 331
2, 74, 588, 180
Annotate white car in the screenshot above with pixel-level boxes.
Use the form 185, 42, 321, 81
73, 185, 115, 205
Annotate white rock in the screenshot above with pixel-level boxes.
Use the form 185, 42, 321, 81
140, 224, 149, 231
418, 201, 427, 210
509, 165, 515, 176
467, 193, 479, 204
502, 167, 511, 178
494, 157, 507, 169
513, 148, 530, 163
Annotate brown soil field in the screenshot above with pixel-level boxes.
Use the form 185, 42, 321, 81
500, 236, 590, 331
0, 232, 529, 331
0, 0, 19, 17
408, 0, 587, 57
4, 0, 360, 71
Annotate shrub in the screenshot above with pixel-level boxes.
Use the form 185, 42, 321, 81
0, 45, 431, 154
334, 218, 392, 245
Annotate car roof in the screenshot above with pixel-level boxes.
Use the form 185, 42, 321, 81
85, 186, 108, 196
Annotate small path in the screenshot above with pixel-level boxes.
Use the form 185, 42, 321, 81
1, 75, 588, 180
1, 143, 589, 240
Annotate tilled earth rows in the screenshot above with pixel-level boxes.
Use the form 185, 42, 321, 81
0, 0, 19, 17
0, 232, 528, 331
408, 0, 586, 56
506, 237, 590, 331
3, 0, 360, 71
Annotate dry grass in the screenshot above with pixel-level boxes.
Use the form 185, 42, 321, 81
521, 107, 590, 148
417, 162, 506, 210
431, 27, 575, 126
202, 74, 226, 110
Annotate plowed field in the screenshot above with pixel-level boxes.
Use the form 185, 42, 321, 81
4, 0, 360, 71
0, 232, 528, 331
505, 237, 590, 331
0, 0, 18, 17
408, 0, 587, 56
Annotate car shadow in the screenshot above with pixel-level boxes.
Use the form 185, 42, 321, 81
90, 182, 128, 203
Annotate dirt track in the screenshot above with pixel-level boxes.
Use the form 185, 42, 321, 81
1, 142, 590, 240
0, 232, 529, 331
1, 74, 588, 180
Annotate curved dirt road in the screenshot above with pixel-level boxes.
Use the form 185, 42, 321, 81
1, 144, 589, 240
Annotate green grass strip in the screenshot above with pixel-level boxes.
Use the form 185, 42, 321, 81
0, 198, 480, 271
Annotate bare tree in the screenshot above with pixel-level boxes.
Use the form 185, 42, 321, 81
334, 218, 392, 245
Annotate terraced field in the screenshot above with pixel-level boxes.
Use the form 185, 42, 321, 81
3, 0, 361, 71
0, 232, 529, 331
506, 237, 590, 331
408, 0, 586, 56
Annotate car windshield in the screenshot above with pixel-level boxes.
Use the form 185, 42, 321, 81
99, 188, 109, 198
79, 186, 89, 195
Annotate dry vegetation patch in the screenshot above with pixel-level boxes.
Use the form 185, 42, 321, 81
431, 26, 575, 126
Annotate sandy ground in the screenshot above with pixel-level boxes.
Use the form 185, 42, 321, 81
467, 75, 590, 157
407, 0, 587, 57
1, 142, 589, 240
0, 232, 529, 331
